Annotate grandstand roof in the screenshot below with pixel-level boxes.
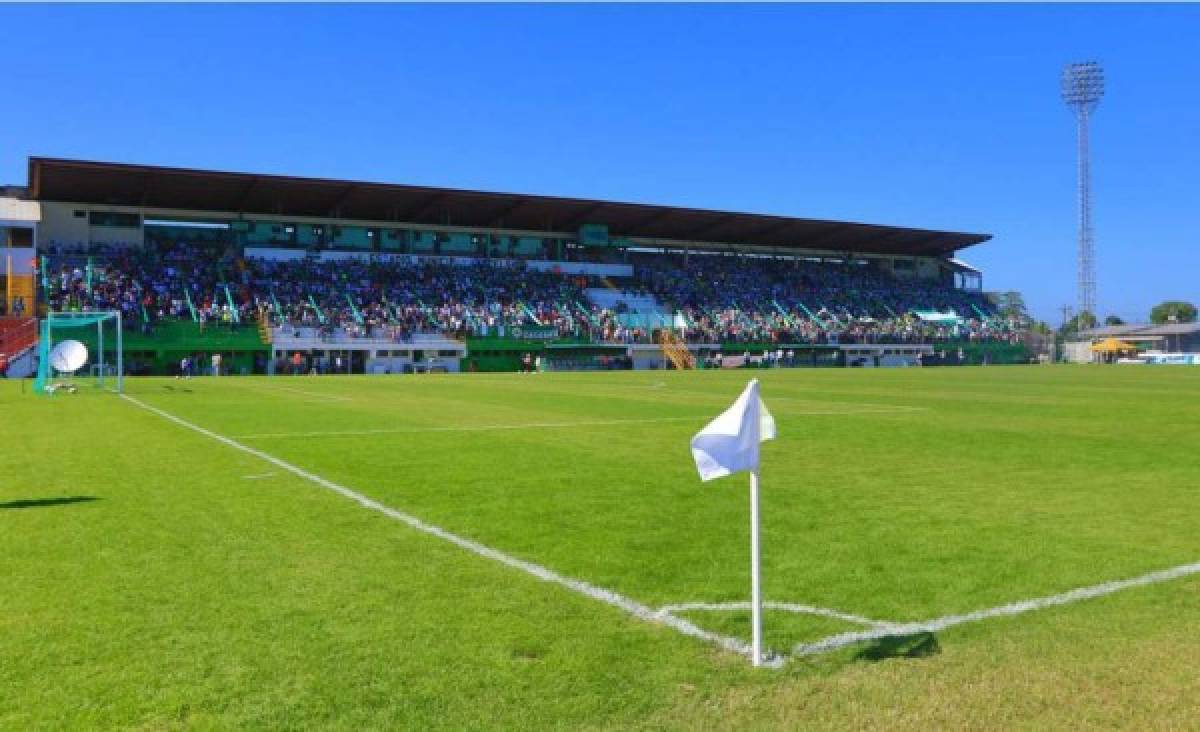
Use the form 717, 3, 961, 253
28, 157, 990, 257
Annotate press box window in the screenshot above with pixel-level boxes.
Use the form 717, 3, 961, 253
88, 212, 141, 228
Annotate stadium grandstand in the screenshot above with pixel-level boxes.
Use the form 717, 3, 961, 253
2, 157, 1026, 377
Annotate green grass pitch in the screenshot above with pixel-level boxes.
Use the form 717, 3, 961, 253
4, 365, 1200, 728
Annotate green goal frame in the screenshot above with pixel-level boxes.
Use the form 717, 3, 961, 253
34, 310, 124, 394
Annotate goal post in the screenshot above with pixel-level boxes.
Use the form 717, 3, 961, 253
33, 310, 124, 394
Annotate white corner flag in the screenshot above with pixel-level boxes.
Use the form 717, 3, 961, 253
690, 379, 776, 667
690, 379, 776, 482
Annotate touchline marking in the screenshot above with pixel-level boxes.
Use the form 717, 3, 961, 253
793, 559, 1200, 656
256, 384, 354, 402
242, 472, 277, 480
120, 394, 778, 668
658, 601, 893, 628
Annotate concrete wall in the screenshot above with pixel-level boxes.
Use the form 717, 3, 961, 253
0, 197, 40, 223
1064, 341, 1093, 363
245, 247, 633, 276
39, 201, 145, 247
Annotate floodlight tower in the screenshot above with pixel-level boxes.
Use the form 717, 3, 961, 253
1061, 61, 1104, 322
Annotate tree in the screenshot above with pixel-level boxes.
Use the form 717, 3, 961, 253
1059, 311, 1097, 337
1149, 301, 1197, 325
1104, 315, 1125, 326
990, 291, 1029, 322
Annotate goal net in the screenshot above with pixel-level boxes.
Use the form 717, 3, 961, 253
33, 311, 124, 394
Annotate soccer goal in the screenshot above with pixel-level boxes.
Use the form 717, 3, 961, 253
33, 311, 124, 395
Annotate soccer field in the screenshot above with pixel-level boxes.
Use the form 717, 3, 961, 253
4, 366, 1200, 728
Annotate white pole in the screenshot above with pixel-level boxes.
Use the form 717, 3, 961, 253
98, 320, 104, 389
116, 311, 123, 393
750, 469, 763, 667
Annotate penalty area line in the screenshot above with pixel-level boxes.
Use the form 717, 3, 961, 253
793, 559, 1200, 657
119, 394, 775, 667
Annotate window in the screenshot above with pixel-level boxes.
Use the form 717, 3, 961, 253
5, 227, 33, 247
88, 212, 141, 228
73, 210, 86, 218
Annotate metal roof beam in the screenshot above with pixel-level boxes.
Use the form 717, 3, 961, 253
813, 227, 912, 255
794, 223, 855, 250
902, 233, 950, 254
139, 173, 154, 207
398, 192, 448, 222
740, 218, 796, 243
326, 183, 359, 217
555, 201, 609, 231
672, 213, 739, 242
627, 207, 677, 232
487, 197, 532, 226
233, 177, 261, 212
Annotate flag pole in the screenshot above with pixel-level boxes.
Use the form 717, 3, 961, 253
750, 469, 763, 667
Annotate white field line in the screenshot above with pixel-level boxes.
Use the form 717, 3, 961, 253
233, 407, 926, 440
234, 416, 703, 439
242, 472, 277, 480
768, 398, 928, 413
659, 601, 892, 628
793, 559, 1200, 657
120, 394, 778, 668
255, 384, 353, 402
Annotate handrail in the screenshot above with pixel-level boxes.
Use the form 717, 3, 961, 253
223, 284, 240, 324
307, 295, 326, 325
184, 289, 198, 322
416, 298, 439, 328
40, 256, 51, 298
772, 300, 797, 328
575, 300, 600, 328
520, 301, 543, 325
819, 303, 845, 328
346, 293, 364, 326
796, 301, 828, 330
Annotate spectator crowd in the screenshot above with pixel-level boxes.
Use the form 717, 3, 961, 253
43, 241, 1018, 346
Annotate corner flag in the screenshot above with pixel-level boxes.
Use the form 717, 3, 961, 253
689, 379, 777, 667
690, 379, 776, 481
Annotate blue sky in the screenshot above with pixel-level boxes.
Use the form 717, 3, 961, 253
3, 4, 1198, 323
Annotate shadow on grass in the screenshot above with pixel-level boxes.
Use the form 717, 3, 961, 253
854, 632, 940, 662
0, 496, 100, 510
